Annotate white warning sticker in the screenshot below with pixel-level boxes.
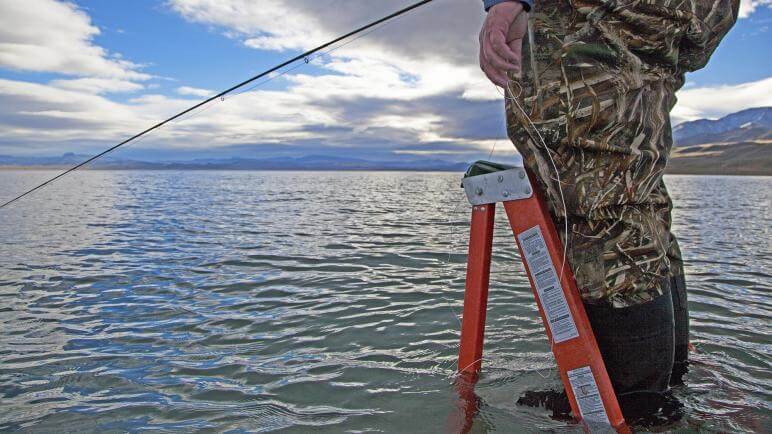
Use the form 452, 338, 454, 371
567, 366, 611, 428
517, 225, 579, 343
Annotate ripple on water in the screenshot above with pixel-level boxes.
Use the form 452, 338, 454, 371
0, 171, 770, 432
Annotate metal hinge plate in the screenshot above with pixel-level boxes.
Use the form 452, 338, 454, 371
462, 167, 533, 205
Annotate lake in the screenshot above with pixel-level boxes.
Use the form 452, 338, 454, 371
0, 171, 770, 432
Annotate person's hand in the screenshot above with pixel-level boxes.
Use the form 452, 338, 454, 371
479, 2, 529, 87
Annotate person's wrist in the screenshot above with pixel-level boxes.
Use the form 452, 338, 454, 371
485, 0, 531, 12
484, 0, 511, 11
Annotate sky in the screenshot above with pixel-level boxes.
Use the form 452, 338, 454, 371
0, 0, 770, 162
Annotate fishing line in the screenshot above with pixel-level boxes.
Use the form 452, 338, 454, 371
501, 80, 570, 279
487, 140, 498, 160
0, 0, 437, 210
442, 79, 572, 382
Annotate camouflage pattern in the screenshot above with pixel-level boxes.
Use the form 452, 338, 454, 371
506, 0, 738, 307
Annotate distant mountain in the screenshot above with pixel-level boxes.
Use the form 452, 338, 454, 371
4, 107, 770, 176
0, 154, 470, 172
0, 152, 88, 166
667, 141, 771, 176
673, 107, 772, 147
667, 107, 771, 175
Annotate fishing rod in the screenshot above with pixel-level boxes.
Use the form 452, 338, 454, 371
0, 0, 436, 210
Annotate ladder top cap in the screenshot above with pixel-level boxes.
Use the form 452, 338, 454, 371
463, 160, 523, 179
461, 161, 532, 205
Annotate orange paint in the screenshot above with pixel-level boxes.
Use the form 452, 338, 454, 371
456, 178, 629, 433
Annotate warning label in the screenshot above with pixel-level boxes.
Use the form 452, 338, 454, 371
567, 366, 611, 428
517, 225, 579, 343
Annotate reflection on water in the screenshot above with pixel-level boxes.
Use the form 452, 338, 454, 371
0, 171, 770, 432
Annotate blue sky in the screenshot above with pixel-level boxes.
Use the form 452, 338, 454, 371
0, 0, 770, 162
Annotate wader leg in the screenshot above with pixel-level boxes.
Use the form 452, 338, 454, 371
668, 235, 689, 384
583, 281, 675, 419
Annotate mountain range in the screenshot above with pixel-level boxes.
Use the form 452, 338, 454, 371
0, 154, 470, 172
668, 107, 770, 175
672, 107, 771, 146
2, 107, 769, 175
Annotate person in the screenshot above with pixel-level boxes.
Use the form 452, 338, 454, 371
478, 0, 738, 421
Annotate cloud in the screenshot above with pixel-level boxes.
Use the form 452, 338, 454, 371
163, 0, 496, 150
0, 0, 766, 163
166, 0, 493, 122
168, 0, 483, 62
176, 86, 214, 97
169, 0, 329, 51
50, 78, 145, 94
739, 0, 772, 18
0, 0, 149, 80
0, 0, 498, 160
671, 77, 772, 124
0, 79, 148, 137
0, 70, 506, 160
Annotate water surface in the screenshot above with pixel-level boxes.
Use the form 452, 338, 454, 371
0, 171, 770, 432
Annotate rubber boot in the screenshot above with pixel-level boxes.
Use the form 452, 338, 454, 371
583, 282, 675, 421
517, 284, 678, 422
668, 236, 690, 385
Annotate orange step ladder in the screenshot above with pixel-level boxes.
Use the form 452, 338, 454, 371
455, 161, 629, 433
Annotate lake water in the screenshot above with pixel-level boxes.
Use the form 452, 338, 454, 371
0, 171, 769, 433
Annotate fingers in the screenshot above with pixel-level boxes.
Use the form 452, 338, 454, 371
505, 12, 528, 78
488, 29, 519, 71
507, 10, 529, 42
479, 7, 526, 88
483, 28, 517, 74
480, 36, 519, 86
480, 26, 518, 86
507, 37, 524, 75
484, 65, 508, 87
480, 50, 508, 87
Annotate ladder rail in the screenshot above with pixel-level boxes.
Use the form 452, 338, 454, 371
455, 164, 630, 433
457, 204, 496, 376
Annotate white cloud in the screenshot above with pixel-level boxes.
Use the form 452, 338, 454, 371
0, 75, 345, 154
0, 0, 766, 160
50, 78, 144, 94
739, 0, 772, 18
0, 78, 147, 144
169, 0, 329, 51
157, 0, 549, 162
462, 80, 504, 101
0, 0, 494, 158
165, 0, 493, 138
671, 77, 772, 124
176, 86, 214, 97
0, 0, 149, 80
167, 0, 488, 99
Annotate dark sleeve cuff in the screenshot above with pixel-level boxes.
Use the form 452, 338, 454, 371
483, 0, 532, 12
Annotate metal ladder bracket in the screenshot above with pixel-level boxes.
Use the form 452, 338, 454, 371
461, 167, 532, 205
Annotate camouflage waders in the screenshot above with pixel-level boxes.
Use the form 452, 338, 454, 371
506, 0, 739, 307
